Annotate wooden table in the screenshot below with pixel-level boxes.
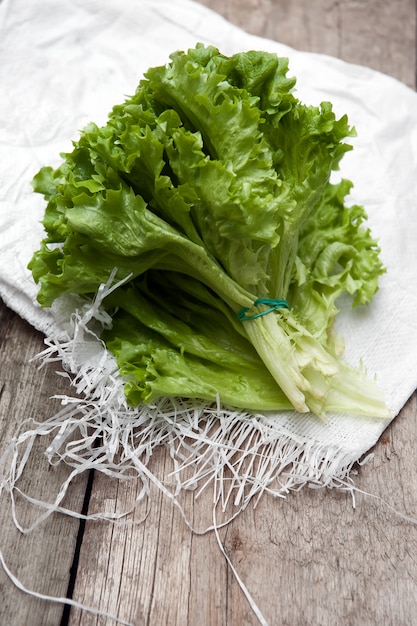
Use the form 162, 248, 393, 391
1, 1, 416, 624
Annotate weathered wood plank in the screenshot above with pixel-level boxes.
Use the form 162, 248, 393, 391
220, 396, 417, 626
68, 448, 230, 626
337, 0, 416, 88
67, 1, 417, 625
68, 400, 417, 626
198, 0, 417, 88
0, 304, 89, 626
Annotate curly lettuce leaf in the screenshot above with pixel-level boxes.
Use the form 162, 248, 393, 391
28, 44, 388, 420
102, 272, 292, 411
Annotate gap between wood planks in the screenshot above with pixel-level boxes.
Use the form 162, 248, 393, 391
60, 465, 96, 626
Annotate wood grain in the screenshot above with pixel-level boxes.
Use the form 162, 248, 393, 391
1, 1, 416, 625
197, 0, 417, 88
0, 306, 89, 625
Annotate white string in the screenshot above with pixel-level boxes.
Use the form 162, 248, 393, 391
0, 544, 133, 626
333, 479, 417, 524
212, 482, 269, 626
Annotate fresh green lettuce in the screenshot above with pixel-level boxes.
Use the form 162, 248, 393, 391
29, 44, 388, 419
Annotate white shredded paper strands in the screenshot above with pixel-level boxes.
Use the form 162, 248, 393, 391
3, 272, 375, 523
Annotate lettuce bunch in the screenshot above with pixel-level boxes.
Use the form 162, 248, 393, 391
29, 44, 388, 419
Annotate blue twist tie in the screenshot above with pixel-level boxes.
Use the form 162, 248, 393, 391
237, 298, 289, 321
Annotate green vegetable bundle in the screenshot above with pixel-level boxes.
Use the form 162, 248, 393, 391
29, 44, 388, 420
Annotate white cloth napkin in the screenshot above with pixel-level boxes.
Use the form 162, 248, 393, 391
1, 0, 417, 494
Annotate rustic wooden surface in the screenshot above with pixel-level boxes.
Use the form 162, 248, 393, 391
1, 1, 416, 625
